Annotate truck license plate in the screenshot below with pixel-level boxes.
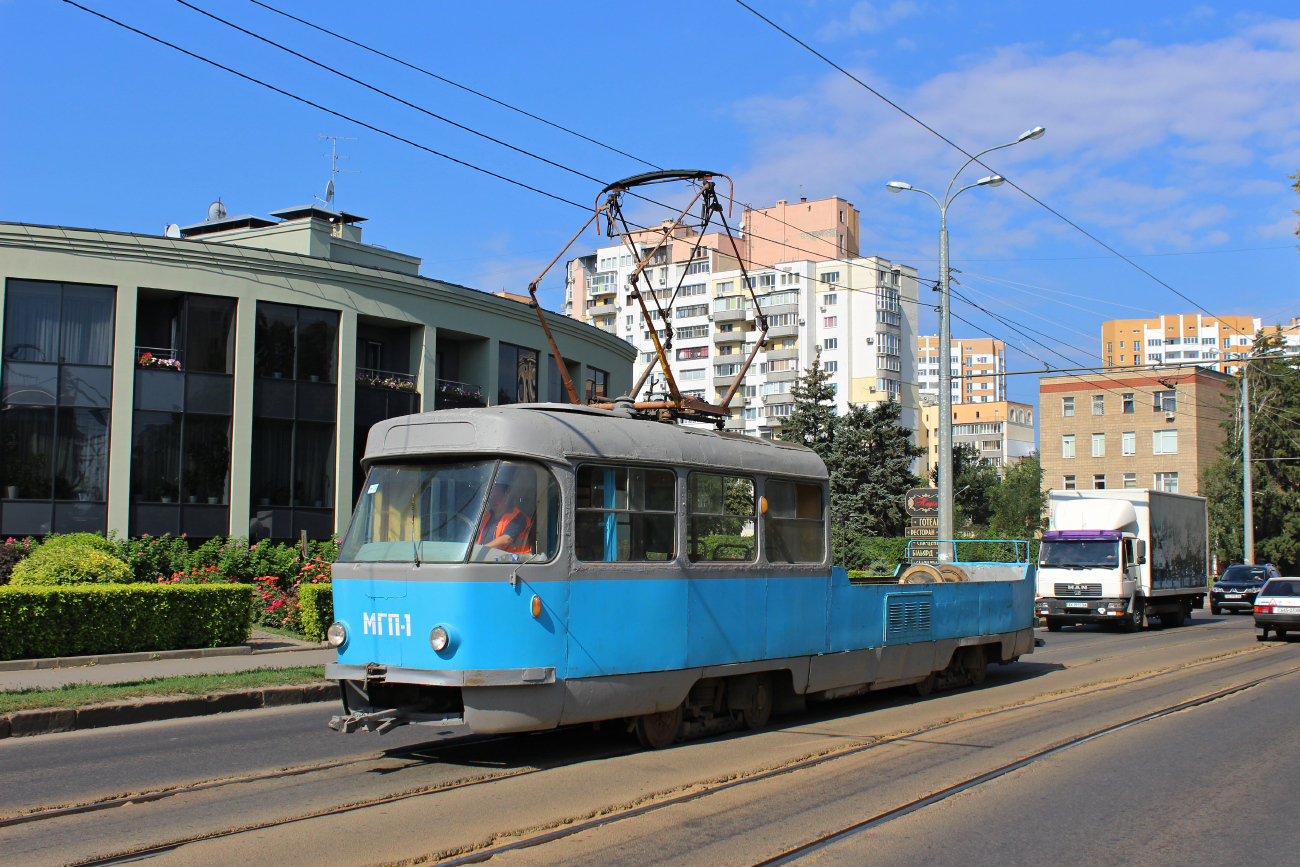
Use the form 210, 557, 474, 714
1226, 594, 1243, 599
1066, 602, 1090, 608
1276, 607, 1300, 614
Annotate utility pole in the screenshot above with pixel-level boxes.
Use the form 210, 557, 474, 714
1242, 361, 1254, 565
885, 126, 1045, 561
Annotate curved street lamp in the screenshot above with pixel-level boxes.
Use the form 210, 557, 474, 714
886, 127, 1044, 559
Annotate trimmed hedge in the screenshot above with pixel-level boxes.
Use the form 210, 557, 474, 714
10, 546, 133, 585
299, 583, 333, 642
42, 533, 124, 559
0, 584, 253, 661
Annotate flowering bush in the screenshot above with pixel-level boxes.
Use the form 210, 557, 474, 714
159, 564, 235, 585
0, 537, 37, 585
120, 533, 192, 582
357, 371, 417, 391
137, 352, 181, 371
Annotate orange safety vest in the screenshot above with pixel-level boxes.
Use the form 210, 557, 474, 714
478, 507, 532, 554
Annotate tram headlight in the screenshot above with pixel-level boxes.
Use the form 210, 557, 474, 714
326, 622, 347, 648
430, 625, 450, 652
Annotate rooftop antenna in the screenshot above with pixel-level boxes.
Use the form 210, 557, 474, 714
317, 134, 358, 210
206, 198, 227, 222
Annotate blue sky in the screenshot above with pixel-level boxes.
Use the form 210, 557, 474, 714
3, 0, 1299, 408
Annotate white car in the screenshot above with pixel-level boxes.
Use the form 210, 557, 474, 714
1254, 578, 1300, 641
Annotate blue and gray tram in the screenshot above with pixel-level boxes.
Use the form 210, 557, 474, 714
325, 403, 1036, 747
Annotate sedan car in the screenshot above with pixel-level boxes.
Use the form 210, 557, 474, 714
1254, 579, 1300, 641
1211, 563, 1282, 614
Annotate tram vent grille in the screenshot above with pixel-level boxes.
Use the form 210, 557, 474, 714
887, 596, 932, 638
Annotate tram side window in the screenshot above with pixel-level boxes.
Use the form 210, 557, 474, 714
575, 465, 676, 561
688, 473, 756, 562
764, 480, 825, 564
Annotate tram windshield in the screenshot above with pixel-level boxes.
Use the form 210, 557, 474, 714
339, 459, 560, 563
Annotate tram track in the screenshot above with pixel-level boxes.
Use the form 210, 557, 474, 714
3, 619, 1247, 830
53, 641, 1286, 867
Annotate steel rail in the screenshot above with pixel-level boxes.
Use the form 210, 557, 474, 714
750, 663, 1300, 866
417, 646, 1290, 867
53, 643, 1283, 867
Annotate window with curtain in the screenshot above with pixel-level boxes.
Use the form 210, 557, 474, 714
2, 280, 114, 526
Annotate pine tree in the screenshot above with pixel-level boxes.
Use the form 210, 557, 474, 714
779, 351, 837, 461
829, 397, 925, 540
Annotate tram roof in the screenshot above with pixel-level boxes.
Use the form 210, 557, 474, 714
364, 404, 828, 480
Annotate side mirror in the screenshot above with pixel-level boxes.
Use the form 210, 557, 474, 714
1133, 540, 1147, 565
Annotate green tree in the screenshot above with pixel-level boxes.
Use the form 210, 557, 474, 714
931, 444, 1000, 531
1203, 331, 1300, 573
829, 397, 925, 540
987, 453, 1048, 539
779, 351, 837, 461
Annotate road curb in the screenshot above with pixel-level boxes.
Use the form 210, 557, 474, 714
0, 682, 341, 739
0, 642, 329, 672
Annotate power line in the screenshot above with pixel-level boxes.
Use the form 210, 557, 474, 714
61, 0, 591, 212
174, 0, 608, 188
732, 1, 1257, 339
245, 0, 660, 171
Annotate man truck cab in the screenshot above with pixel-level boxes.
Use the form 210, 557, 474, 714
1036, 490, 1208, 632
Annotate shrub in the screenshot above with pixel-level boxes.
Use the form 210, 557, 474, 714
0, 584, 253, 660
120, 533, 192, 582
10, 546, 134, 586
41, 532, 124, 560
160, 564, 237, 585
299, 583, 333, 642
0, 537, 36, 585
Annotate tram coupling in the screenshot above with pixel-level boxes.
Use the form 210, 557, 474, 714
329, 702, 428, 735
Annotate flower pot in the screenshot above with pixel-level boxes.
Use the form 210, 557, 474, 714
208, 496, 220, 505
4, 485, 18, 499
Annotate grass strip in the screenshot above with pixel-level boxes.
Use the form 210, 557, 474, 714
0, 666, 327, 713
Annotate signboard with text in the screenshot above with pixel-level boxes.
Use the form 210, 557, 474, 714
906, 488, 940, 562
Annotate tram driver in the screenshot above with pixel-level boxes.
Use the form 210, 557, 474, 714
477, 464, 535, 554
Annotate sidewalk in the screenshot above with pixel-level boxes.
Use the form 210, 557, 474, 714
0, 632, 336, 692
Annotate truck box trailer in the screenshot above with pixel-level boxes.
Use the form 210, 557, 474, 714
1036, 489, 1209, 632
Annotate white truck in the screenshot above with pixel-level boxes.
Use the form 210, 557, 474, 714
1036, 489, 1209, 632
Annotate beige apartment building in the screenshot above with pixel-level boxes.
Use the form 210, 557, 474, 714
917, 336, 1007, 404
917, 396, 1036, 479
1038, 366, 1232, 496
564, 195, 859, 327
1101, 313, 1300, 373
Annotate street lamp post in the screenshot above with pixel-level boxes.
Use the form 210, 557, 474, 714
887, 126, 1044, 560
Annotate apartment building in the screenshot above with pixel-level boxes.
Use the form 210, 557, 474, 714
563, 196, 919, 437
0, 206, 632, 541
917, 336, 1007, 404
564, 195, 858, 329
917, 395, 1036, 479
1101, 313, 1300, 373
1038, 366, 1232, 497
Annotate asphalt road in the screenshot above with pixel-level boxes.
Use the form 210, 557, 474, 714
2, 609, 1292, 867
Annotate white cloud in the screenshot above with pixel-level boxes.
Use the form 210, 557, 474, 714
819, 1, 921, 40
732, 21, 1300, 254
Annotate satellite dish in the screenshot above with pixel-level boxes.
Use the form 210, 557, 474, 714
324, 179, 334, 205
164, 224, 181, 239
207, 199, 227, 222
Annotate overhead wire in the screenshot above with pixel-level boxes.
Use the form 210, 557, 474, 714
731, 0, 1259, 339
244, 0, 661, 170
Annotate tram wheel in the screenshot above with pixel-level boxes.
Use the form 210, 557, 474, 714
743, 673, 773, 730
635, 704, 683, 750
908, 673, 936, 697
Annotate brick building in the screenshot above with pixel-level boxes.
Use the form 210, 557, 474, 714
1038, 366, 1233, 496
